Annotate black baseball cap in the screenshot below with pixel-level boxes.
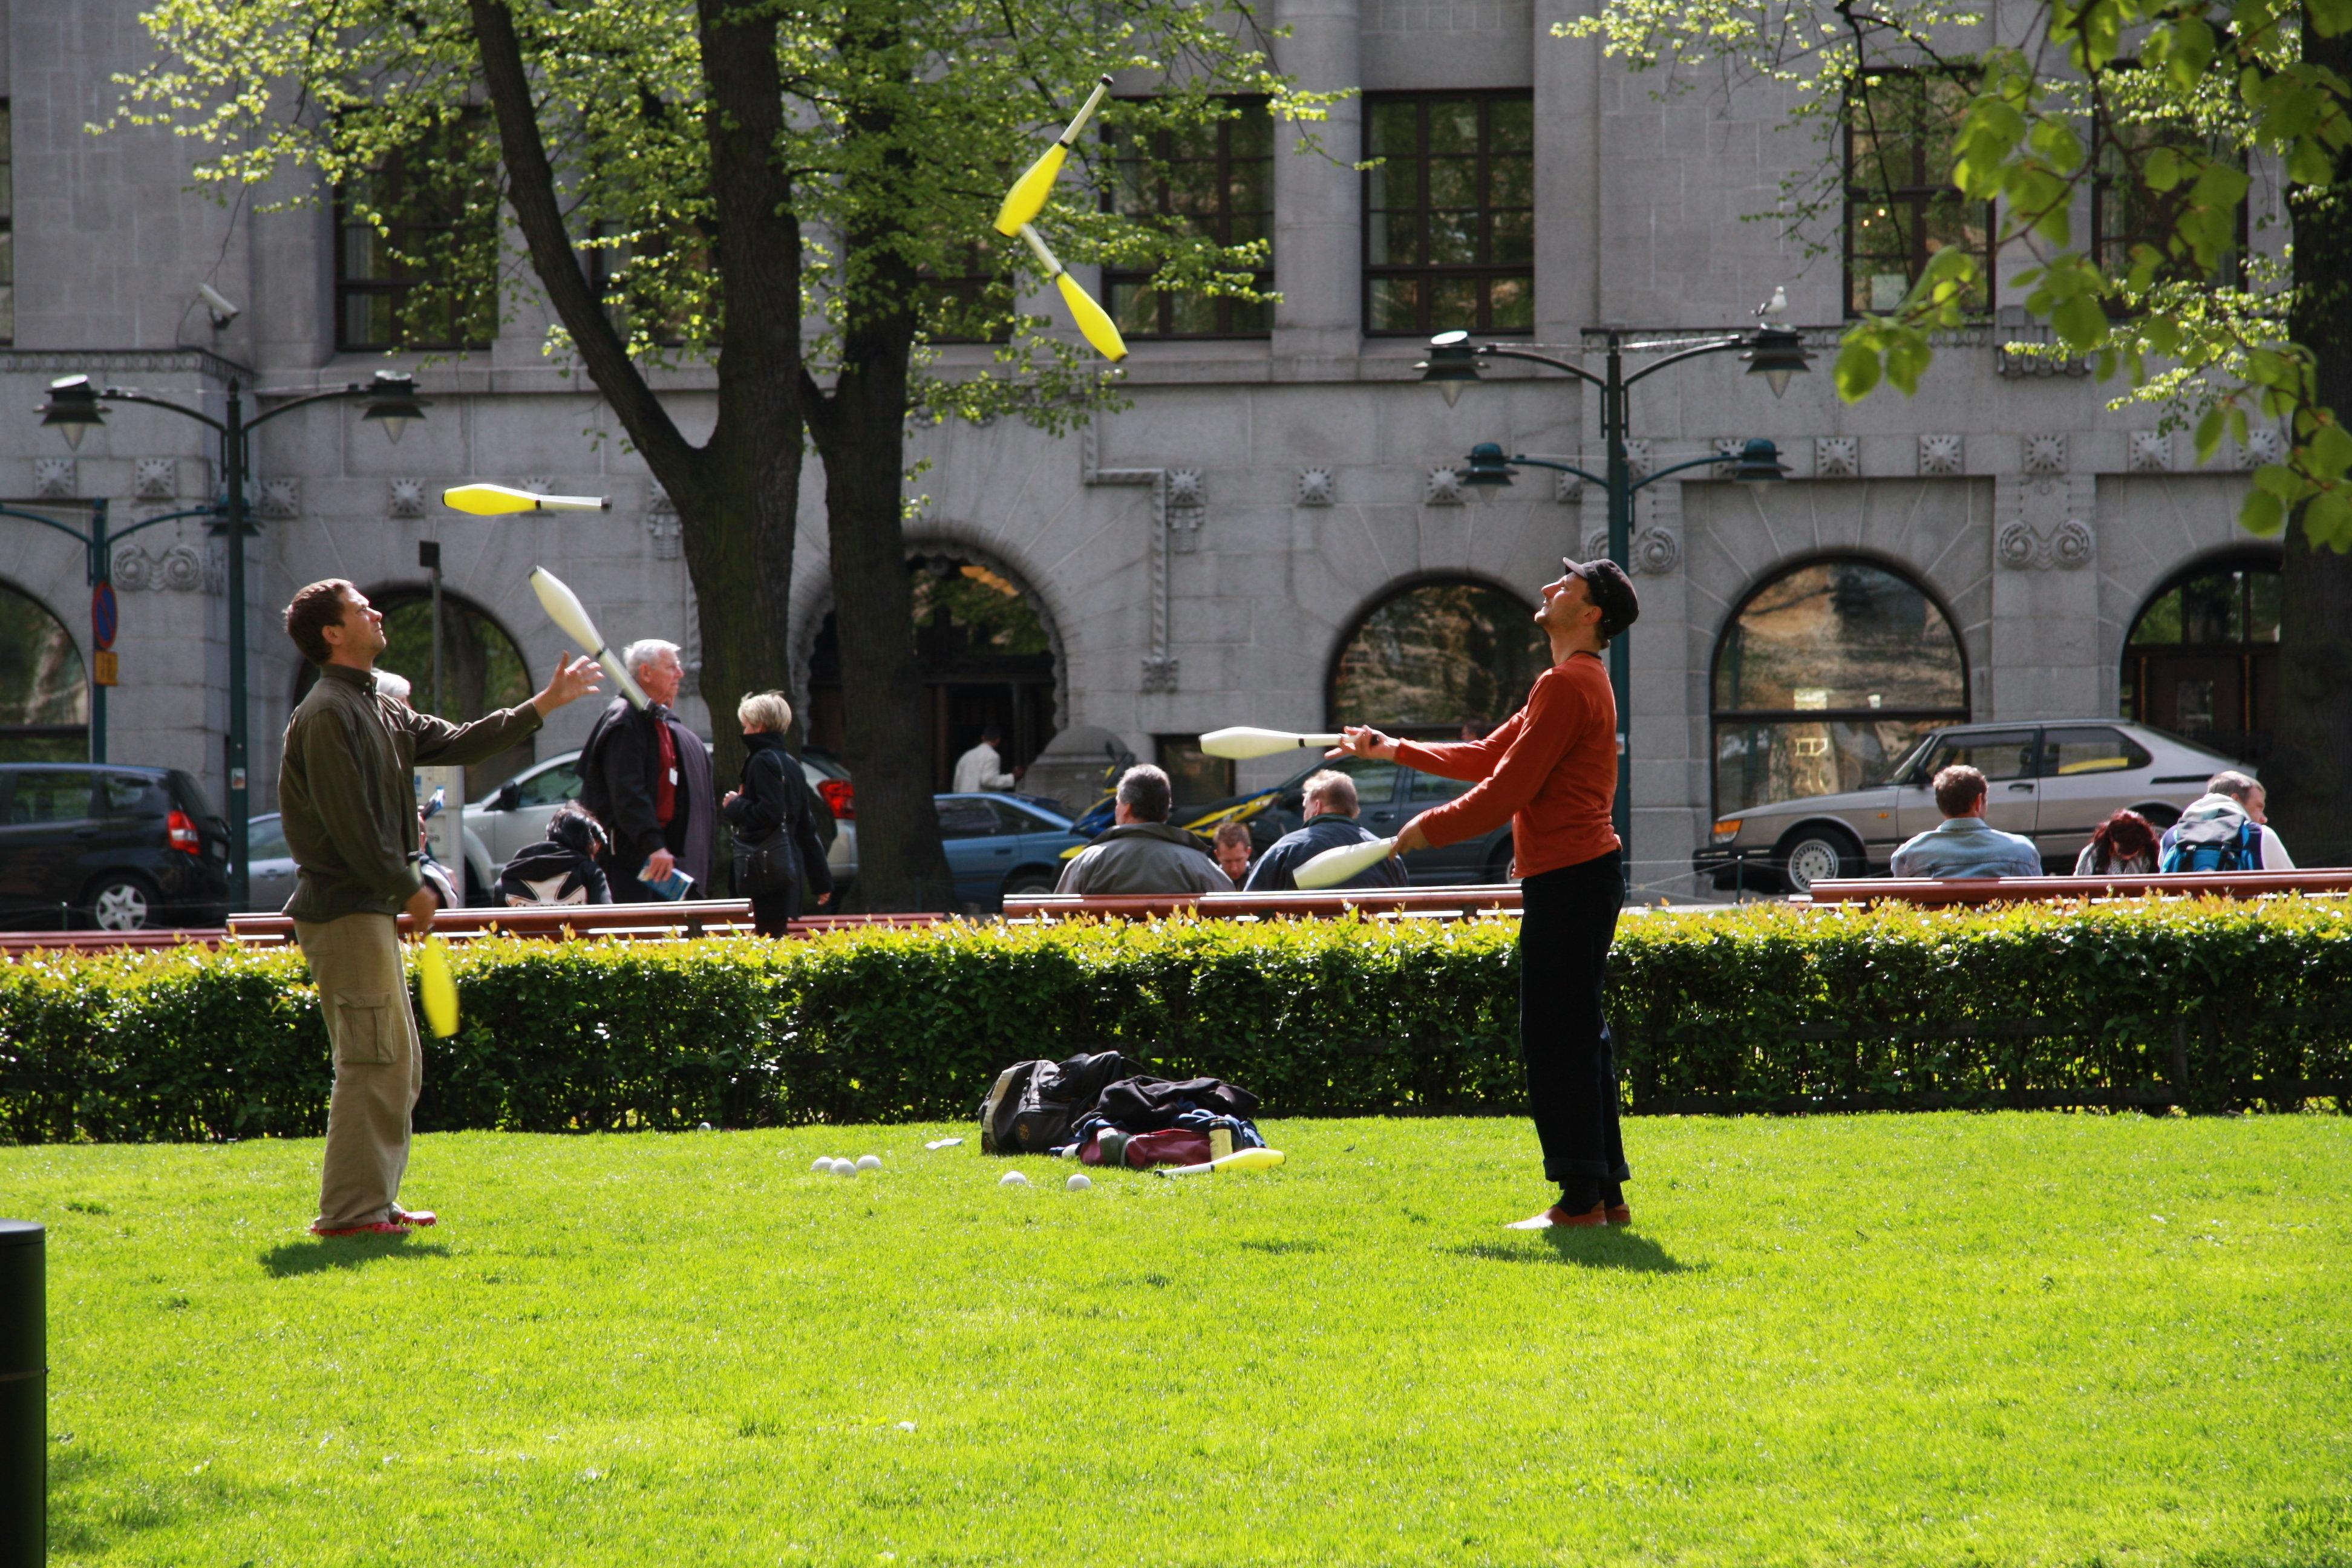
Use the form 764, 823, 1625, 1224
1564, 557, 1640, 638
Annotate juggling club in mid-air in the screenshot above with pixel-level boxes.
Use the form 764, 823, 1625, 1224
1017, 224, 1128, 362
1198, 726, 1347, 760
994, 75, 1115, 237
529, 566, 650, 710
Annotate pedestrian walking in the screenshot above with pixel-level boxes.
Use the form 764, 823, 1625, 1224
577, 638, 715, 900
722, 691, 835, 936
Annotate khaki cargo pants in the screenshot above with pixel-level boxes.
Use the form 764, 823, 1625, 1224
296, 913, 424, 1230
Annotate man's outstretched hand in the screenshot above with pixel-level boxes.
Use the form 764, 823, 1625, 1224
1328, 725, 1399, 762
532, 652, 603, 717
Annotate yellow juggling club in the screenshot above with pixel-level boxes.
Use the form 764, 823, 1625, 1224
1018, 224, 1128, 363
443, 483, 612, 516
1161, 1147, 1287, 1177
416, 935, 459, 1038
993, 75, 1116, 237
530, 565, 650, 710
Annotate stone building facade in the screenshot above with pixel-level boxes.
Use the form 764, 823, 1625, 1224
0, 1, 2278, 897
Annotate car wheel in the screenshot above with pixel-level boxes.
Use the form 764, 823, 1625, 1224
1484, 841, 1517, 884
1776, 826, 1861, 895
1002, 869, 1059, 899
85, 873, 160, 932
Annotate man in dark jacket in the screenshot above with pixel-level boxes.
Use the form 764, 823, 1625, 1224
1053, 765, 1234, 895
577, 638, 715, 901
1245, 769, 1410, 891
278, 579, 599, 1236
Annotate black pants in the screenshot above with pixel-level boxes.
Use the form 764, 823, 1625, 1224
1518, 851, 1629, 1187
749, 881, 803, 938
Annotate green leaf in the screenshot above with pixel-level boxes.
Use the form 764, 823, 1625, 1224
2053, 293, 2109, 352
2239, 488, 2285, 535
2302, 488, 2352, 546
2144, 146, 2181, 191
1834, 339, 1882, 402
2196, 406, 2226, 463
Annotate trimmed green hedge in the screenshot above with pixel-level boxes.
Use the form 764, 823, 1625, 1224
4, 898, 2349, 1142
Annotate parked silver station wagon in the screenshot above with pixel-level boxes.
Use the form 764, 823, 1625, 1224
1693, 720, 2248, 893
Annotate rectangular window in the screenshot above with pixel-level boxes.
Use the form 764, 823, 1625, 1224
2092, 121, 2246, 301
1844, 71, 1992, 318
335, 119, 500, 352
0, 102, 14, 345
1154, 736, 1235, 805
1103, 101, 1274, 339
1363, 92, 1533, 336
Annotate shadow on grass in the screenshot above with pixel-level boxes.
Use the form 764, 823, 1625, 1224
1449, 1229, 1697, 1273
261, 1235, 453, 1276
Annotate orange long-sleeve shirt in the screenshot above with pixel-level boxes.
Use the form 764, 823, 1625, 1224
1393, 652, 1620, 878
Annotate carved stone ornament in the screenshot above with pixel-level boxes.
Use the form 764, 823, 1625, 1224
1997, 517, 2096, 570
1710, 437, 1744, 478
2128, 430, 2172, 472
1166, 468, 1204, 509
522, 475, 555, 496
1814, 437, 1859, 478
648, 482, 677, 515
1632, 526, 1682, 575
1424, 466, 1465, 506
1296, 467, 1334, 506
160, 544, 207, 593
2023, 433, 2067, 475
647, 513, 682, 560
1140, 655, 1180, 693
1581, 527, 1612, 564
1553, 468, 1584, 505
111, 546, 152, 591
2241, 428, 2286, 468
388, 479, 428, 518
255, 478, 301, 519
1621, 439, 1652, 480
134, 457, 178, 500
32, 457, 75, 499
1918, 433, 1964, 476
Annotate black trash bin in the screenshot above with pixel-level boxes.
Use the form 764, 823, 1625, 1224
0, 1220, 43, 1567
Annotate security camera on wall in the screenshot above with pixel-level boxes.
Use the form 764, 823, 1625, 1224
197, 284, 241, 330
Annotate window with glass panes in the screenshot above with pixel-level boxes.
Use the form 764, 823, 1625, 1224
2092, 120, 2246, 299
1363, 93, 1533, 336
1844, 71, 1992, 317
335, 120, 500, 352
0, 103, 14, 345
2121, 551, 2279, 763
1103, 103, 1273, 339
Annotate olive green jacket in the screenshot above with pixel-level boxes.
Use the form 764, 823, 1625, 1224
278, 662, 543, 923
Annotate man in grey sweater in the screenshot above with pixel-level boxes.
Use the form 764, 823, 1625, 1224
1053, 764, 1233, 895
279, 579, 600, 1236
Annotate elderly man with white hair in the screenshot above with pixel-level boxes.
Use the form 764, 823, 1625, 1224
577, 637, 715, 901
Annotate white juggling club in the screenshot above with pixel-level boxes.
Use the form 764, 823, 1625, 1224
1293, 835, 1398, 890
529, 566, 650, 710
1197, 727, 1345, 760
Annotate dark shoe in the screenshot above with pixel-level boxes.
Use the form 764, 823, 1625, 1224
1504, 1202, 1609, 1230
310, 1218, 413, 1237
391, 1207, 438, 1227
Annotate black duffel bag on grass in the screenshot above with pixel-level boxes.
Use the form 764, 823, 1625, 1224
979, 1050, 1142, 1154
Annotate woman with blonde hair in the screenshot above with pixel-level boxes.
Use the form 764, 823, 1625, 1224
721, 691, 834, 935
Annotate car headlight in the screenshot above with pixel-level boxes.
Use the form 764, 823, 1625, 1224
1711, 818, 1743, 844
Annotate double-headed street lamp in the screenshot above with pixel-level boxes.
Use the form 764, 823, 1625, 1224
1420, 300, 1812, 889
37, 370, 430, 911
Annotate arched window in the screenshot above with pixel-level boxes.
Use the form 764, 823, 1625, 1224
1712, 558, 1968, 814
1327, 578, 1548, 734
807, 553, 1060, 788
2121, 549, 2279, 763
293, 587, 534, 795
0, 581, 88, 762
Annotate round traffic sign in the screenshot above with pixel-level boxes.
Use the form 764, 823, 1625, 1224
91, 581, 118, 650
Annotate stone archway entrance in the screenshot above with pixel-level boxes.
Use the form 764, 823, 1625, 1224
806, 552, 1060, 789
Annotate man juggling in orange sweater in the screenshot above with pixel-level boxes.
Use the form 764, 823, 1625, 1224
1330, 558, 1639, 1230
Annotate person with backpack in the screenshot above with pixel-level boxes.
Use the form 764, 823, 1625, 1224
722, 691, 834, 935
2159, 770, 2295, 872
2073, 809, 2160, 876
495, 803, 614, 906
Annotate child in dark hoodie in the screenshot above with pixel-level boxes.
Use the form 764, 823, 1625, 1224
495, 804, 614, 906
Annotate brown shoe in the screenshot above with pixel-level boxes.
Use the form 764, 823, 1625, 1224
1504, 1202, 1609, 1230
1605, 1203, 1632, 1226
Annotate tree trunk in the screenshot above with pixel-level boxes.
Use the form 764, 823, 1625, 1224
2273, 21, 2352, 866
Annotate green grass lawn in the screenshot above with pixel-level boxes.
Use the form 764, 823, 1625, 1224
7, 1114, 2349, 1567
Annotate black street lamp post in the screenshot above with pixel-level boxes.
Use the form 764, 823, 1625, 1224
37, 370, 430, 911
1421, 307, 1811, 889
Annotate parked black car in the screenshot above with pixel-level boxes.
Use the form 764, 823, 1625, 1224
0, 764, 230, 930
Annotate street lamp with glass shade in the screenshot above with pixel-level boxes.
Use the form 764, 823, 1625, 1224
1417, 289, 1809, 888
36, 369, 430, 912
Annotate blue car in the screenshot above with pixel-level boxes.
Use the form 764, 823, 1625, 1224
935, 792, 1092, 909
